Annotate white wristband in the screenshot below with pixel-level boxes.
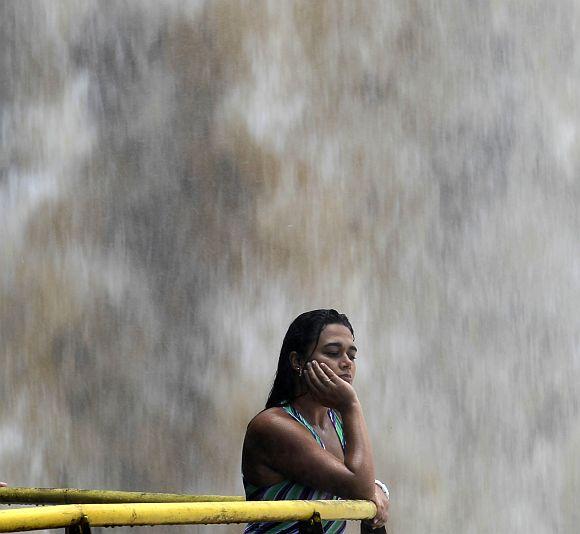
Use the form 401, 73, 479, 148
374, 479, 390, 499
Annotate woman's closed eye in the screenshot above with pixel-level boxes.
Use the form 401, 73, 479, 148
324, 351, 357, 361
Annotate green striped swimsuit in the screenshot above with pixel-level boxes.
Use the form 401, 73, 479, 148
244, 404, 346, 534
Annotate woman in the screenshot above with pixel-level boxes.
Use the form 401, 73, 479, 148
242, 309, 389, 533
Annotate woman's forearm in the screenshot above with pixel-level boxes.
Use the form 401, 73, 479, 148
339, 398, 376, 500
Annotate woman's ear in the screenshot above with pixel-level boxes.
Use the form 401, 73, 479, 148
289, 351, 302, 374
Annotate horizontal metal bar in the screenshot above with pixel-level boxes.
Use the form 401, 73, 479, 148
0, 488, 243, 505
0, 505, 83, 533
0, 500, 376, 532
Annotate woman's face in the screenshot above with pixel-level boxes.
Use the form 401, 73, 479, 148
308, 323, 357, 384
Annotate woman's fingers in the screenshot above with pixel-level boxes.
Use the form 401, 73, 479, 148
306, 362, 327, 390
304, 363, 333, 406
304, 368, 330, 406
314, 361, 336, 383
310, 361, 335, 385
304, 367, 324, 397
370, 487, 389, 529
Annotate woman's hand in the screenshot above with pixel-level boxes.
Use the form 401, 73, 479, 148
366, 483, 389, 529
304, 360, 358, 412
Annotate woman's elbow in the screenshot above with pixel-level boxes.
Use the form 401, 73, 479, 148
354, 484, 376, 502
339, 477, 375, 501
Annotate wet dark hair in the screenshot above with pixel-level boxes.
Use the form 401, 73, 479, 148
265, 309, 354, 408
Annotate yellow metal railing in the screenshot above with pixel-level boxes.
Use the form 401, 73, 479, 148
0, 487, 243, 505
0, 488, 376, 533
0, 501, 376, 532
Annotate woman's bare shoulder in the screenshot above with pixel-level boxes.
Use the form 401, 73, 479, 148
247, 407, 290, 434
245, 406, 308, 447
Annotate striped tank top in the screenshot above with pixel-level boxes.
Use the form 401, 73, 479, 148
244, 404, 346, 534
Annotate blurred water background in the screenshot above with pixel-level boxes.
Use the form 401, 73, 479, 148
1, 1, 580, 532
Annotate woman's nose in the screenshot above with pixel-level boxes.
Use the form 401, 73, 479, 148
339, 354, 352, 368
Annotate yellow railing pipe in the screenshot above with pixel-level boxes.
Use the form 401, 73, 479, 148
0, 500, 377, 532
0, 506, 83, 533
0, 488, 243, 505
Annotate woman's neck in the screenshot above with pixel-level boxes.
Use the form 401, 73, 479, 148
291, 393, 329, 428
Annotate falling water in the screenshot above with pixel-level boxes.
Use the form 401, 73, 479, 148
2, 1, 580, 532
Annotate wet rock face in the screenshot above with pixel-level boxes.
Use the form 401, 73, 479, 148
2, 2, 580, 533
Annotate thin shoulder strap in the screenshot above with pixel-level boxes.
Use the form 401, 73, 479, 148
328, 409, 346, 451
282, 405, 325, 449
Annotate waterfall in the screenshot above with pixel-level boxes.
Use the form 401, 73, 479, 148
1, 2, 579, 532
